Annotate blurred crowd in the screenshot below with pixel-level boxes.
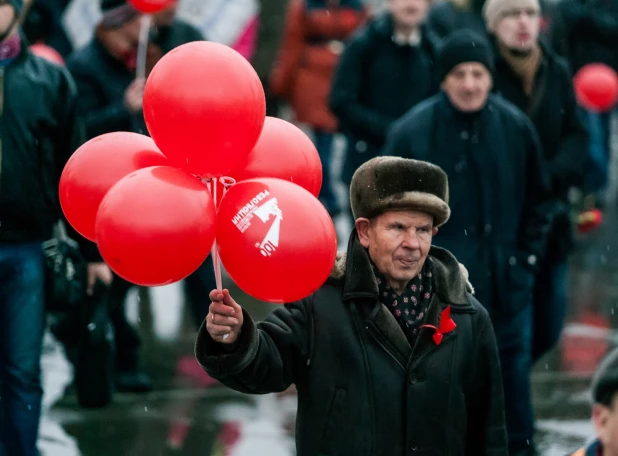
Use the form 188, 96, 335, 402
1, 0, 618, 455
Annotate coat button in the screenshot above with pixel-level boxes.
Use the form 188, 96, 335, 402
409, 374, 417, 384
528, 255, 537, 266
409, 440, 418, 451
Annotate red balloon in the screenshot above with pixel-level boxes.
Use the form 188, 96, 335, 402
60, 132, 168, 242
96, 166, 216, 286
216, 178, 337, 303
30, 43, 64, 65
231, 117, 322, 197
574, 64, 618, 112
129, 0, 174, 13
143, 41, 266, 178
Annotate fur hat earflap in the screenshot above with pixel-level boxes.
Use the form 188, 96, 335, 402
350, 156, 451, 227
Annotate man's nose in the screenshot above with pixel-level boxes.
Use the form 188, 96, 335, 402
402, 230, 421, 249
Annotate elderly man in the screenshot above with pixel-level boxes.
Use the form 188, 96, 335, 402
196, 156, 508, 455
382, 30, 552, 455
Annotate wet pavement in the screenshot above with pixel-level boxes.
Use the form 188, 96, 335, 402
39, 135, 618, 456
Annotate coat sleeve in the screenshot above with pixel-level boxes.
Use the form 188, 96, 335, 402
67, 61, 134, 139
466, 309, 508, 455
328, 33, 396, 142
268, 0, 305, 99
195, 298, 311, 394
53, 68, 102, 262
518, 119, 553, 264
548, 64, 589, 192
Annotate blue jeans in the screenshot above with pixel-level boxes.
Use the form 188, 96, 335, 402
490, 301, 534, 452
532, 261, 568, 363
0, 243, 45, 456
586, 110, 612, 193
314, 130, 339, 215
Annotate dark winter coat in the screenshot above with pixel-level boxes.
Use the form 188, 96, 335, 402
426, 0, 488, 42
550, 0, 618, 73
196, 232, 508, 455
329, 12, 439, 184
0, 36, 84, 243
492, 39, 588, 261
67, 39, 141, 140
383, 93, 553, 313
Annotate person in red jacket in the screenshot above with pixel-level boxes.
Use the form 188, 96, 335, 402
269, 0, 367, 217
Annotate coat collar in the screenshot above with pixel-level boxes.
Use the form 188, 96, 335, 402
330, 230, 474, 308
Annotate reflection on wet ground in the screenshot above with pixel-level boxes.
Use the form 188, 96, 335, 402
40, 137, 618, 456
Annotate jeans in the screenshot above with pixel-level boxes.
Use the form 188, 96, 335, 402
586, 110, 612, 193
490, 301, 534, 453
532, 261, 568, 363
314, 130, 339, 215
0, 242, 45, 456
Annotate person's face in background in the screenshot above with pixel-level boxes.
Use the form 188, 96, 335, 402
387, 0, 430, 31
153, 0, 178, 27
494, 6, 540, 51
592, 393, 618, 455
442, 62, 492, 112
97, 15, 143, 63
0, 1, 17, 38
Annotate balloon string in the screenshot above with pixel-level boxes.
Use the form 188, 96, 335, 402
209, 179, 223, 292
136, 14, 152, 82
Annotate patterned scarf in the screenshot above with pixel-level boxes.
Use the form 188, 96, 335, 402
498, 41, 542, 97
374, 258, 435, 345
0, 34, 21, 68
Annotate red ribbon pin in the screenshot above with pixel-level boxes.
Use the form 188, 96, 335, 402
421, 306, 457, 345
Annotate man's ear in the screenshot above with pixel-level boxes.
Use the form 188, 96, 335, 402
355, 218, 371, 248
592, 403, 610, 441
432, 227, 438, 236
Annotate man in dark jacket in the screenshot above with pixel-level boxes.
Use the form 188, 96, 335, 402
329, 0, 438, 185
196, 156, 508, 455
484, 0, 588, 379
382, 30, 552, 456
0, 0, 111, 454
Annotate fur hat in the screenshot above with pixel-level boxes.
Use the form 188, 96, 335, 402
437, 29, 495, 82
591, 348, 618, 406
483, 0, 541, 31
349, 156, 451, 227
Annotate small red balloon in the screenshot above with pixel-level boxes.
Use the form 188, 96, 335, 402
216, 178, 337, 303
231, 117, 322, 197
60, 132, 168, 242
96, 166, 216, 286
30, 43, 64, 65
129, 0, 174, 13
574, 64, 618, 112
144, 41, 266, 178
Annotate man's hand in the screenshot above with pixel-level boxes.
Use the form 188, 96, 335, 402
124, 78, 145, 113
206, 289, 243, 344
86, 262, 113, 295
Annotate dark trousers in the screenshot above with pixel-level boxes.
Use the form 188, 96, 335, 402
491, 302, 535, 453
0, 242, 45, 456
532, 260, 568, 363
314, 130, 339, 215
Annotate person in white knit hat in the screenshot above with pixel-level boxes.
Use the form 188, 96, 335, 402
484, 0, 589, 454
